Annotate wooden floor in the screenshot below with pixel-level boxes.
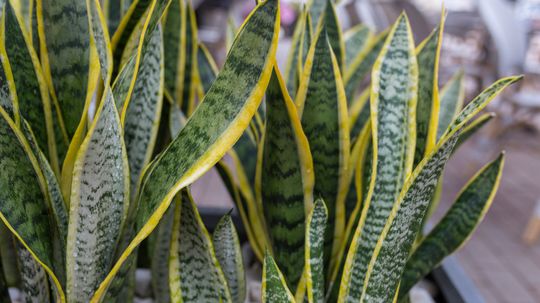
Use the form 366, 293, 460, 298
435, 127, 540, 303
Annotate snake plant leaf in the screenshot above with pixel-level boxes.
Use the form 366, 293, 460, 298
455, 113, 494, 149
150, 203, 175, 303
285, 10, 308, 98
348, 88, 370, 143
0, 55, 17, 120
344, 24, 372, 67
296, 26, 350, 269
305, 199, 328, 303
17, 243, 51, 303
343, 30, 388, 103
338, 14, 418, 302
103, 0, 132, 35
3, 1, 58, 164
0, 223, 20, 287
66, 89, 130, 303
0, 107, 64, 300
414, 18, 444, 166
124, 24, 164, 196
197, 43, 218, 94
37, 0, 91, 138
399, 153, 504, 299
359, 130, 460, 302
306, 0, 326, 32
437, 70, 465, 140
323, 0, 344, 69
261, 67, 314, 290
169, 190, 231, 302
213, 214, 246, 303
93, 1, 279, 300
262, 253, 296, 303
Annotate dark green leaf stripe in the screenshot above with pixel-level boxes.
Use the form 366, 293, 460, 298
4, 2, 56, 162
360, 132, 460, 302
323, 0, 344, 69
17, 243, 51, 303
0, 107, 63, 299
437, 70, 464, 140
92, 2, 280, 300
262, 67, 314, 290
344, 31, 388, 103
169, 190, 231, 302
178, 1, 198, 115
213, 214, 246, 303
162, 0, 183, 97
414, 21, 444, 166
307, 0, 326, 32
348, 88, 370, 144
66, 89, 129, 303
197, 42, 218, 94
262, 253, 296, 303
297, 27, 350, 269
38, 0, 90, 138
344, 24, 372, 67
150, 203, 175, 303
306, 199, 327, 303
124, 24, 164, 197
338, 14, 417, 302
104, 0, 131, 35
0, 55, 16, 120
399, 153, 504, 299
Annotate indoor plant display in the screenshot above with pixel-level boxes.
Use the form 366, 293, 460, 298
0, 0, 519, 302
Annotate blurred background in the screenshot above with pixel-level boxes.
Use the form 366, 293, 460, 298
187, 0, 540, 302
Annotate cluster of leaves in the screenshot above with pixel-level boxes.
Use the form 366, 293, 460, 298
0, 0, 519, 302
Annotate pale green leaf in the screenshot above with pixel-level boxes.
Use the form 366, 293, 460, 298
150, 203, 175, 303
437, 70, 465, 140
16, 243, 51, 303
344, 24, 372, 67
305, 199, 327, 303
262, 254, 296, 303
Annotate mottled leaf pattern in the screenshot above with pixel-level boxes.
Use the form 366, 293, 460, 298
169, 190, 231, 302
437, 70, 464, 140
124, 24, 164, 196
66, 90, 129, 303
399, 154, 504, 298
38, 0, 90, 138
296, 27, 350, 269
92, 2, 279, 300
262, 254, 296, 303
197, 43, 218, 94
323, 0, 344, 69
213, 214, 246, 303
150, 203, 175, 303
338, 14, 417, 302
17, 243, 51, 303
261, 67, 314, 289
344, 24, 372, 67
307, 0, 325, 31
305, 199, 327, 303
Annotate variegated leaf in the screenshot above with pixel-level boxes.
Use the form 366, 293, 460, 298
0, 107, 64, 300
124, 24, 164, 197
169, 190, 231, 302
414, 18, 444, 166
323, 0, 344, 69
37, 0, 91, 139
66, 89, 129, 303
213, 214, 246, 303
17, 243, 51, 303
3, 1, 59, 167
261, 67, 314, 289
0, 54, 16, 120
296, 26, 350, 270
343, 31, 388, 103
338, 14, 417, 302
399, 153, 504, 299
150, 203, 175, 303
305, 199, 327, 303
455, 113, 494, 149
103, 0, 132, 34
437, 70, 465, 140
92, 2, 280, 300
197, 43, 218, 94
262, 254, 296, 303
285, 10, 308, 98
344, 24, 372, 67
306, 0, 326, 32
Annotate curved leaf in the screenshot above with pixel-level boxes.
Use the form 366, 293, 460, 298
262, 253, 296, 303
323, 0, 344, 69
305, 199, 327, 303
261, 67, 314, 289
169, 190, 231, 302
66, 89, 129, 303
17, 243, 50, 303
296, 26, 350, 269
338, 14, 418, 302
284, 10, 309, 98
399, 153, 504, 298
197, 42, 218, 95
213, 214, 246, 303
306, 0, 325, 32
150, 203, 175, 303
344, 24, 372, 67
91, 1, 280, 300
437, 70, 465, 140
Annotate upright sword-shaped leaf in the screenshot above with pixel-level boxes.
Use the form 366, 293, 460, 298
261, 67, 314, 289
437, 70, 465, 140
213, 214, 246, 303
169, 190, 231, 302
91, 1, 280, 301
399, 153, 504, 299
344, 24, 372, 67
305, 199, 328, 303
338, 14, 418, 302
262, 253, 296, 303
66, 89, 129, 303
323, 0, 344, 69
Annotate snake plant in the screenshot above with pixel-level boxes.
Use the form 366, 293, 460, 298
0, 0, 519, 302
